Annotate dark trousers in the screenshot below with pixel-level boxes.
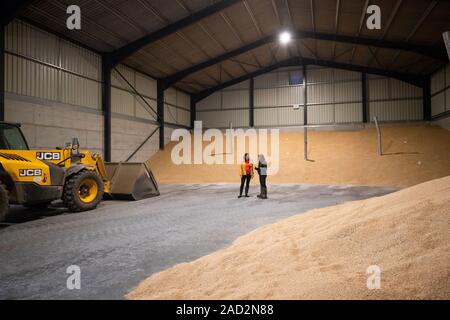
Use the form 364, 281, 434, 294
239, 174, 251, 196
259, 175, 267, 198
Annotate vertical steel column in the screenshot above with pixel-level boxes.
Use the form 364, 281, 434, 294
303, 64, 308, 160
101, 56, 112, 162
423, 77, 431, 121
0, 25, 5, 121
249, 77, 254, 127
362, 72, 368, 123
190, 95, 196, 129
157, 80, 165, 150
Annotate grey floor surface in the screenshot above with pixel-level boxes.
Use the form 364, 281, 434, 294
0, 183, 396, 299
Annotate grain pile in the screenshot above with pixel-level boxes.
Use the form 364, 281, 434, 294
148, 125, 450, 188
127, 176, 450, 300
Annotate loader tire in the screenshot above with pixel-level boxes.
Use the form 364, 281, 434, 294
63, 171, 104, 212
0, 182, 9, 222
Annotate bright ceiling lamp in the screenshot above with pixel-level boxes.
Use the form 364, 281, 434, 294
279, 31, 292, 45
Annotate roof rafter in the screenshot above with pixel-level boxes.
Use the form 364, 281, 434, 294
163, 30, 446, 88
107, 0, 242, 67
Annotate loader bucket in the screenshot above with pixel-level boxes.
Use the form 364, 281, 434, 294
104, 162, 160, 200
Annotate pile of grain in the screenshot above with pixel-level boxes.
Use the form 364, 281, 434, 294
148, 125, 450, 187
127, 176, 450, 300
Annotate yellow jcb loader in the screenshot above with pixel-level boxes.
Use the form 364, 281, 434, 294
0, 121, 159, 222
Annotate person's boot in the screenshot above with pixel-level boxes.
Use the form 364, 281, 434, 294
262, 187, 268, 199
257, 186, 262, 198
245, 185, 250, 197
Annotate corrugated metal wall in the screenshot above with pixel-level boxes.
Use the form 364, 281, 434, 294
5, 20, 101, 110
197, 80, 249, 128
111, 65, 190, 127
368, 74, 423, 121
196, 65, 424, 128
5, 19, 190, 128
430, 64, 450, 117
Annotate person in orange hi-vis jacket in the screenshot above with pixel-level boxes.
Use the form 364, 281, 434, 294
238, 153, 254, 198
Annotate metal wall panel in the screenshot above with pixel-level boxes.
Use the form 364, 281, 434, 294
277, 107, 304, 126
197, 92, 221, 110
307, 83, 334, 104
335, 103, 363, 123
227, 80, 249, 90
277, 86, 303, 106
334, 82, 361, 103
112, 87, 135, 116
255, 88, 277, 107
334, 69, 360, 81
431, 67, 445, 94
431, 92, 445, 116
254, 73, 278, 88
368, 78, 390, 100
136, 72, 157, 98
135, 97, 156, 120
446, 88, 450, 112
111, 64, 135, 89
308, 104, 335, 124
254, 108, 278, 127
60, 41, 101, 80
5, 20, 59, 65
164, 104, 178, 123
391, 79, 422, 98
176, 91, 190, 110
369, 100, 422, 121
6, 53, 58, 101
197, 109, 248, 128
177, 108, 190, 126
222, 89, 249, 109
164, 88, 177, 105
308, 68, 333, 83
60, 73, 100, 109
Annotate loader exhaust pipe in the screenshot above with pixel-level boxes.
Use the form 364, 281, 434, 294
104, 162, 160, 200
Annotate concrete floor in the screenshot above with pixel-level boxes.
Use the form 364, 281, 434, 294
0, 183, 396, 300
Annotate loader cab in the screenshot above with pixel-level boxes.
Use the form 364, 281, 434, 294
0, 122, 29, 150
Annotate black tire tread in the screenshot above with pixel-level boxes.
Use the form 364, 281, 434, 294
0, 182, 9, 222
63, 171, 104, 212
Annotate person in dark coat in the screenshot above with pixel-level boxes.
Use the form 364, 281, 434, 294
255, 154, 268, 199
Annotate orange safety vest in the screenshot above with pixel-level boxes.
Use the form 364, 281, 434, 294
239, 161, 254, 176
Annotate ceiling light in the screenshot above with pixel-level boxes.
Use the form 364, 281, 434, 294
279, 31, 292, 45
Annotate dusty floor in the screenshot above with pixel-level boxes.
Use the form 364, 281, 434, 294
149, 125, 450, 188
0, 183, 395, 299
128, 177, 450, 300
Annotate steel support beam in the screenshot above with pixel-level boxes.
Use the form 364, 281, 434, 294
362, 72, 368, 123
249, 77, 254, 127
193, 57, 426, 102
423, 76, 431, 121
303, 64, 308, 161
108, 0, 241, 67
157, 81, 165, 150
190, 95, 196, 129
102, 56, 112, 162
163, 30, 446, 88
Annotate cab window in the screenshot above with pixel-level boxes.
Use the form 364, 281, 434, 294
0, 124, 29, 150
